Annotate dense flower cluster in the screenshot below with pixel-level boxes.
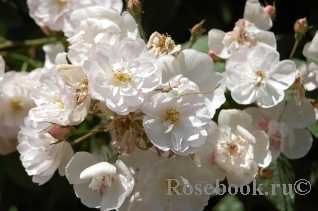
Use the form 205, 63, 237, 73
1, 0, 317, 210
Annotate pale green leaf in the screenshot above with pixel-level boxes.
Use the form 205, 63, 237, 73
256, 156, 295, 211
181, 35, 209, 53
291, 58, 306, 68
308, 122, 318, 139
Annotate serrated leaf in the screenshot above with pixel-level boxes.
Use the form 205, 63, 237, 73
181, 35, 209, 53
257, 156, 295, 211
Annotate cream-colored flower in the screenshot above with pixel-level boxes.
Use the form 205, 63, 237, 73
66, 152, 134, 211
147, 32, 181, 58
197, 109, 271, 186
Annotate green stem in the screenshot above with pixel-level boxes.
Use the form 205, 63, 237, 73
289, 38, 300, 59
75, 129, 103, 133
0, 37, 65, 50
70, 132, 95, 146
0, 52, 43, 68
70, 123, 109, 146
134, 14, 147, 43
188, 36, 196, 49
21, 62, 28, 72
107, 152, 120, 164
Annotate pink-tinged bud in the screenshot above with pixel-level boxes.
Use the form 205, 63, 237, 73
40, 26, 58, 37
263, 5, 276, 21
127, 0, 142, 16
49, 125, 75, 140
294, 18, 309, 37
259, 167, 274, 179
41, 26, 51, 36
207, 50, 220, 62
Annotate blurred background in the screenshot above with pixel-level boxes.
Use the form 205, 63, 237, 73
1, 0, 318, 210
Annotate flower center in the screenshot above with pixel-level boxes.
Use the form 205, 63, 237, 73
54, 0, 67, 7
255, 70, 265, 85
155, 34, 174, 50
53, 96, 64, 109
81, 78, 89, 86
114, 116, 131, 135
164, 108, 180, 124
148, 32, 179, 57
293, 73, 305, 102
223, 19, 256, 50
112, 67, 131, 84
74, 78, 89, 103
226, 143, 238, 155
163, 179, 182, 195
155, 35, 167, 48
10, 99, 23, 112
89, 174, 117, 195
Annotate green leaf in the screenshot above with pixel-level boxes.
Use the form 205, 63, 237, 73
257, 156, 295, 211
213, 62, 225, 73
181, 35, 209, 53
2, 53, 43, 68
212, 195, 244, 211
0, 20, 6, 37
9, 206, 18, 211
291, 58, 306, 68
308, 122, 318, 139
219, 3, 232, 24
309, 161, 318, 185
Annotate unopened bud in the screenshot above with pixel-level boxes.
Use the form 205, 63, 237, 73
188, 20, 206, 49
294, 18, 309, 38
40, 26, 58, 37
207, 50, 220, 62
49, 125, 75, 140
127, 0, 142, 16
258, 167, 274, 179
263, 5, 276, 21
190, 19, 206, 37
188, 153, 195, 160
41, 26, 51, 36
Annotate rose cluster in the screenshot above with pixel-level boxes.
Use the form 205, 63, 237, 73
0, 0, 318, 210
